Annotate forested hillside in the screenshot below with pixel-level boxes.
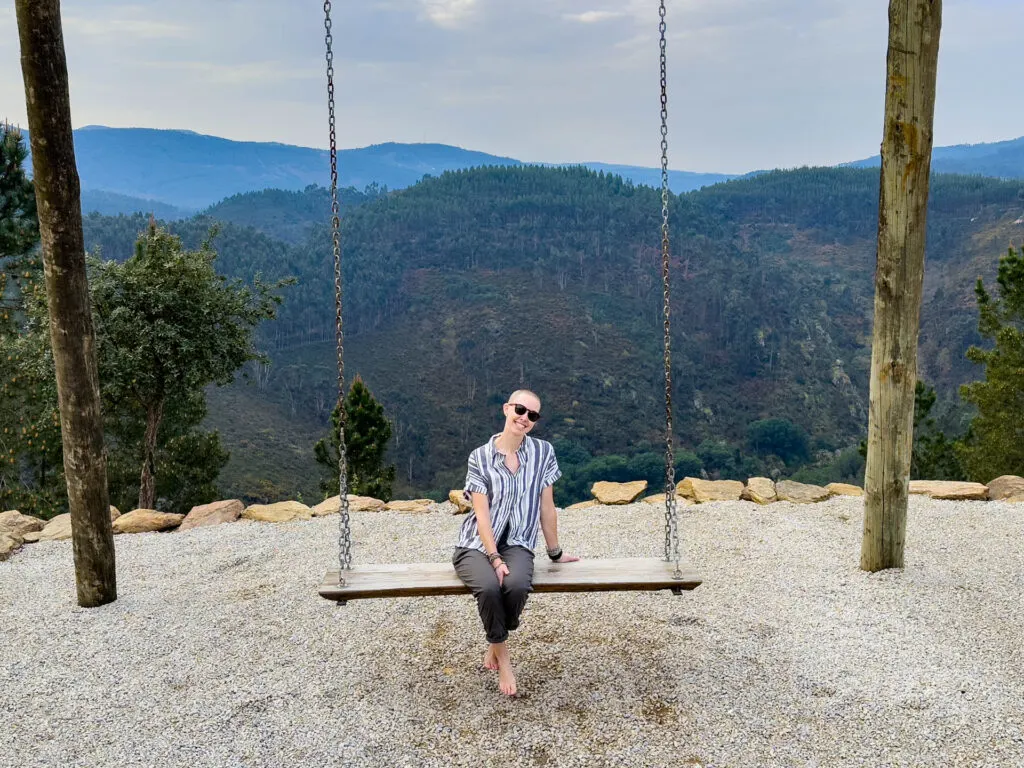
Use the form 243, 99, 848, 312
81, 166, 1024, 505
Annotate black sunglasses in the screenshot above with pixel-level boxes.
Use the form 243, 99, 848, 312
509, 403, 540, 422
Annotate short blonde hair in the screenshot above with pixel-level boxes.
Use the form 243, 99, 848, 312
508, 389, 540, 407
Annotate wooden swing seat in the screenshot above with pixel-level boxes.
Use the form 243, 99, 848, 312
319, 557, 702, 602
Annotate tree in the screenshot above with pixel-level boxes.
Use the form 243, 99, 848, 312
89, 223, 283, 509
958, 246, 1024, 481
862, 0, 942, 573
16, 0, 116, 606
0, 125, 59, 514
315, 375, 396, 501
747, 418, 810, 464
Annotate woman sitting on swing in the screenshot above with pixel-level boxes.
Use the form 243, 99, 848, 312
453, 389, 579, 696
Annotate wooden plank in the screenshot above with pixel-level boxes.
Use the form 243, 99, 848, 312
319, 557, 702, 601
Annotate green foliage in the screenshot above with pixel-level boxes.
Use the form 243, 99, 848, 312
747, 418, 810, 464
0, 125, 62, 516
958, 247, 1024, 481
89, 223, 285, 508
856, 380, 966, 481
314, 376, 396, 501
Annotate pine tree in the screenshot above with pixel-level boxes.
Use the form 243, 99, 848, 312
958, 246, 1024, 481
314, 375, 395, 501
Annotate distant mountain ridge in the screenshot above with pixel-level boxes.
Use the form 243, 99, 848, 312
20, 125, 1024, 216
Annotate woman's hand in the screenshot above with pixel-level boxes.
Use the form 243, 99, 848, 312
493, 559, 510, 586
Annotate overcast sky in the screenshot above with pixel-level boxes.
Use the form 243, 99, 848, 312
2, 0, 1021, 173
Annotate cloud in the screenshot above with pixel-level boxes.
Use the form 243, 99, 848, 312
564, 11, 625, 24
420, 0, 478, 29
62, 16, 190, 40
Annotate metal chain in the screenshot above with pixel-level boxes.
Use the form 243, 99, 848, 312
658, 0, 681, 579
325, 0, 352, 583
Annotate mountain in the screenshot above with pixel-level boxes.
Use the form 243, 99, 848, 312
80, 165, 1024, 505
22, 125, 1024, 217
847, 135, 1024, 178
79, 189, 191, 220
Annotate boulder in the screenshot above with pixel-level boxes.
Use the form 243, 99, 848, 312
676, 478, 697, 499
112, 509, 185, 534
448, 490, 473, 514
742, 478, 777, 505
179, 500, 243, 531
311, 497, 340, 517
1006, 494, 1024, 504
987, 476, 1024, 501
0, 510, 46, 539
242, 501, 313, 523
591, 480, 648, 504
0, 533, 23, 561
643, 494, 695, 506
689, 479, 745, 503
37, 507, 120, 542
775, 480, 832, 504
826, 483, 864, 497
384, 499, 435, 513
22, 531, 41, 543
908, 480, 988, 501
565, 500, 599, 511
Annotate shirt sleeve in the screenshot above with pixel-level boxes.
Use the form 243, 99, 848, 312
542, 446, 562, 488
465, 449, 489, 495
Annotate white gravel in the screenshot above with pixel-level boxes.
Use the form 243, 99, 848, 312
2, 496, 1023, 768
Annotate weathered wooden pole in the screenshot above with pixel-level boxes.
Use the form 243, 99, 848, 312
861, 0, 942, 572
15, 0, 116, 605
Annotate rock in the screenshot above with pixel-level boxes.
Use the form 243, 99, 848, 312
37, 506, 120, 542
676, 478, 697, 499
179, 500, 243, 531
689, 479, 745, 503
0, 533, 23, 561
591, 480, 648, 504
311, 497, 340, 517
1005, 494, 1024, 503
347, 495, 387, 512
0, 510, 46, 538
38, 514, 73, 542
22, 531, 41, 543
384, 499, 435, 513
775, 480, 832, 504
565, 500, 600, 511
642, 494, 695, 506
742, 478, 777, 505
908, 480, 989, 501
448, 490, 473, 514
242, 501, 313, 523
826, 482, 863, 497
112, 509, 185, 534
986, 475, 1024, 500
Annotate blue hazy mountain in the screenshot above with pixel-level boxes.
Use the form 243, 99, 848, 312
20, 126, 1024, 216
846, 135, 1024, 178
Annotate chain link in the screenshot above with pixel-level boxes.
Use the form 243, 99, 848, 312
325, 0, 352, 584
658, 0, 681, 579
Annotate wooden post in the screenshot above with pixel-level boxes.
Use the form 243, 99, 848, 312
861, 0, 942, 572
15, 0, 116, 605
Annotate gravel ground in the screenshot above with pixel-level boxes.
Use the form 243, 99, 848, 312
2, 496, 1023, 768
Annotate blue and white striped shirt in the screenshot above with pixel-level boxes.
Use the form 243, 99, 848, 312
456, 434, 562, 552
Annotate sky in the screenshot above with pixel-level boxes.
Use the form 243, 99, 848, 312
1, 0, 1021, 174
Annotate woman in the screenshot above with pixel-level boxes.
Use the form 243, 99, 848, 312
453, 389, 579, 696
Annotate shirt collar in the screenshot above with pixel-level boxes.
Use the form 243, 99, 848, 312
489, 433, 528, 464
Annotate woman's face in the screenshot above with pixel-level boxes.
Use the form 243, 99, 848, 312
503, 393, 541, 435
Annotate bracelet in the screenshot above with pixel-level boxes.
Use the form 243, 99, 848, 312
547, 546, 563, 562
486, 551, 501, 563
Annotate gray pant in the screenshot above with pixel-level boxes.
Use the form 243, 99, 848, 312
453, 544, 535, 644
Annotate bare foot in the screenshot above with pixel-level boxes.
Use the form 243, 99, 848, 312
483, 646, 499, 671
494, 643, 517, 696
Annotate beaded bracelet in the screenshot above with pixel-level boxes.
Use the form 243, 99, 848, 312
547, 546, 563, 562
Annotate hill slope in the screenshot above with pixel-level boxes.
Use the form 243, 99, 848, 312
81, 166, 1024, 504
